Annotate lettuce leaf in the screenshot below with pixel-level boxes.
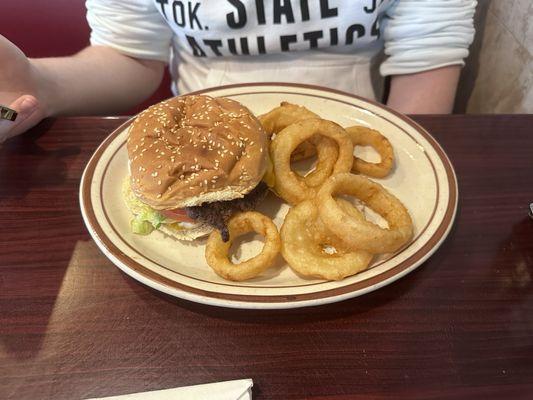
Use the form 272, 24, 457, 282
123, 177, 166, 234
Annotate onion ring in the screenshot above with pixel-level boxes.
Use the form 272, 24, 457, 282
205, 211, 281, 281
301, 135, 339, 188
259, 102, 340, 187
316, 173, 413, 253
280, 200, 373, 280
259, 101, 318, 161
270, 118, 353, 205
259, 102, 319, 137
307, 198, 365, 247
346, 126, 394, 178
259, 101, 334, 163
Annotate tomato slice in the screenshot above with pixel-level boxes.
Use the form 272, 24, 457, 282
160, 208, 196, 223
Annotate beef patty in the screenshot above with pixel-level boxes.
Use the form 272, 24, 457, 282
185, 182, 269, 241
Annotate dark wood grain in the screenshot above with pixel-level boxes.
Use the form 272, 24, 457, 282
1, 115, 532, 400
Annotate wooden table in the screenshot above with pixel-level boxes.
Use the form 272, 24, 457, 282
1, 115, 532, 399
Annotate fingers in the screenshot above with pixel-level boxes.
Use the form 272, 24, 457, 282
0, 95, 41, 144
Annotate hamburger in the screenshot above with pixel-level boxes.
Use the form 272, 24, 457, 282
123, 94, 271, 241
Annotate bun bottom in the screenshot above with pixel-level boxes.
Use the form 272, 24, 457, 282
158, 223, 213, 241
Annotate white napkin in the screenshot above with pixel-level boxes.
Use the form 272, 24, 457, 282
86, 379, 253, 400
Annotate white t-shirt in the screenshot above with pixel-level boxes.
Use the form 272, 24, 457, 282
86, 0, 476, 99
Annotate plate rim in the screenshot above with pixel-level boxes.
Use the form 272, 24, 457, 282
80, 82, 458, 309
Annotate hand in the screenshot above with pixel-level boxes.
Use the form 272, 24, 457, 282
0, 35, 47, 144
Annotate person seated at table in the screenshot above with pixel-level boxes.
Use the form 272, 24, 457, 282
0, 0, 476, 143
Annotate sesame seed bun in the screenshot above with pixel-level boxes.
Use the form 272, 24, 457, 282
127, 95, 268, 210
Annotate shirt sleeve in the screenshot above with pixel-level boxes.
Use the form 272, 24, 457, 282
380, 0, 477, 76
86, 0, 173, 63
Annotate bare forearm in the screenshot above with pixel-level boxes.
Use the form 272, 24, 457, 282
31, 46, 165, 117
386, 65, 461, 114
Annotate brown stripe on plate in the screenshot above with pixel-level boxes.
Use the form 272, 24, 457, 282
98, 90, 442, 288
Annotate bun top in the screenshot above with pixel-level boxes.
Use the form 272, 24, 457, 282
127, 95, 268, 209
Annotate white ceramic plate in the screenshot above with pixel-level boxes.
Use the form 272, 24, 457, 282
80, 83, 458, 309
